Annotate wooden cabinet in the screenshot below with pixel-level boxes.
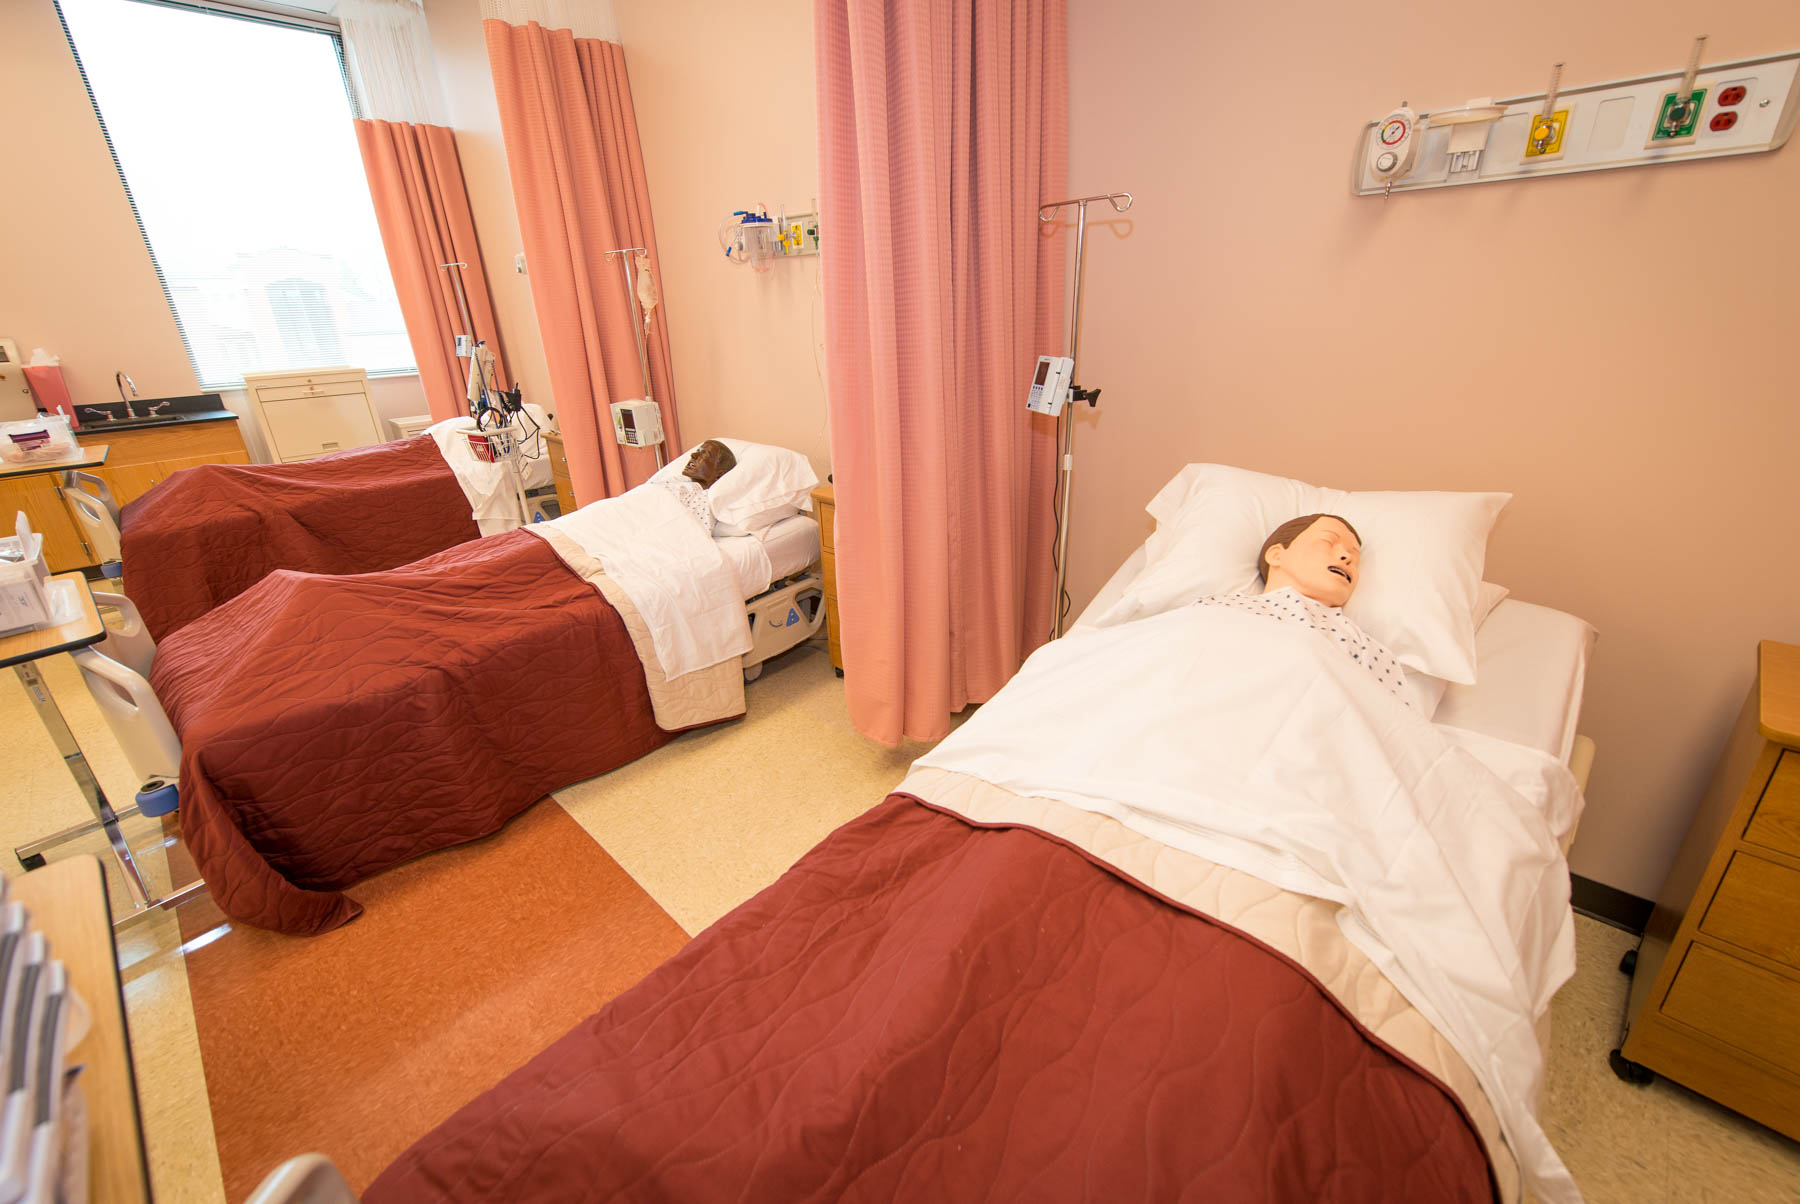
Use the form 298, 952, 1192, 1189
242, 367, 381, 463
543, 432, 576, 517
0, 472, 93, 571
811, 484, 841, 674
1615, 640, 1800, 1138
89, 420, 249, 512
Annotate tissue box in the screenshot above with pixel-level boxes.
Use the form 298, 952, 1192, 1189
0, 416, 77, 465
0, 512, 52, 636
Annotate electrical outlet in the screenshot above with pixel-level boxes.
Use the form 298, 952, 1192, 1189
1524, 108, 1571, 161
1647, 86, 1708, 146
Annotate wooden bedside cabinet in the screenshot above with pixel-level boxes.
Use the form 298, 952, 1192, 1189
1612, 640, 1800, 1139
811, 484, 842, 674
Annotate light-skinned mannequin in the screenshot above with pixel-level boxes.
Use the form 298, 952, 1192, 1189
1258, 514, 1361, 608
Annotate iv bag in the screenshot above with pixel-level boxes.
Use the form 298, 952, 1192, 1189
635, 252, 659, 332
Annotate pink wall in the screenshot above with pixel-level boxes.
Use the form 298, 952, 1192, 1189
1, 0, 200, 409
613, 0, 831, 478
1065, 3, 1800, 896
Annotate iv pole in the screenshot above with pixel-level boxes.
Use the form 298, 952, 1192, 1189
602, 245, 666, 469
441, 260, 532, 526
1036, 190, 1133, 639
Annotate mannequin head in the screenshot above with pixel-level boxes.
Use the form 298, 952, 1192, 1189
1258, 514, 1362, 607
682, 440, 738, 488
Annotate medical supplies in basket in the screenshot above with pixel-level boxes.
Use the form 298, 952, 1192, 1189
0, 417, 76, 466
0, 513, 53, 637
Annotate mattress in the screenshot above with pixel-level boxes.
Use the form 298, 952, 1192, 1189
716, 515, 820, 600
1077, 546, 1594, 764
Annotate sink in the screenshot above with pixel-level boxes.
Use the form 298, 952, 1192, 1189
73, 393, 235, 432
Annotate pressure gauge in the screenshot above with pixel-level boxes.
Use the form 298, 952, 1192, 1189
1368, 105, 1420, 186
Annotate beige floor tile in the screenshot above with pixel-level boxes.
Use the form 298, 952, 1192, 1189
553, 644, 952, 935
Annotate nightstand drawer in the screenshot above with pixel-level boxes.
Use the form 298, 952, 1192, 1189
1747, 751, 1800, 859
1701, 853, 1800, 969
1663, 944, 1800, 1077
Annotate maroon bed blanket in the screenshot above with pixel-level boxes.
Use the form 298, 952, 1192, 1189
367, 796, 1497, 1203
122, 435, 480, 641
152, 530, 686, 935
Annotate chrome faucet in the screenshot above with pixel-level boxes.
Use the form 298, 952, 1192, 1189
116, 370, 139, 418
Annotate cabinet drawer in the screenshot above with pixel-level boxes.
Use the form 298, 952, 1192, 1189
105, 421, 246, 465
1701, 853, 1800, 969
816, 506, 835, 553
1663, 944, 1800, 1076
1747, 751, 1800, 859
253, 381, 368, 405
260, 395, 379, 461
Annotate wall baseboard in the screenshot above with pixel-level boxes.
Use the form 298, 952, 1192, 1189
1571, 874, 1653, 935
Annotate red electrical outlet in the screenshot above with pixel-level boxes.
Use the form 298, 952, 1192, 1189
1711, 111, 1739, 132
1718, 85, 1748, 106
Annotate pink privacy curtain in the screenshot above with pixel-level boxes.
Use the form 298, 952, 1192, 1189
483, 19, 678, 503
816, 0, 1068, 746
355, 120, 509, 423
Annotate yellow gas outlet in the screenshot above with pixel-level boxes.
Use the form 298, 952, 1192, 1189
1524, 108, 1570, 161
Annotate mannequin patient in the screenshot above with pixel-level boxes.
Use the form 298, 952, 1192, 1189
1193, 513, 1412, 704
659, 439, 738, 533
1257, 513, 1360, 606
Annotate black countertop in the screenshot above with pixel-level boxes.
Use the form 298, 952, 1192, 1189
72, 393, 242, 434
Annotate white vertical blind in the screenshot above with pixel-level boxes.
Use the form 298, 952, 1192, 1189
338, 0, 449, 126
57, 0, 416, 387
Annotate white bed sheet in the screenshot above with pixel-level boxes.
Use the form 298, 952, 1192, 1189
1077, 545, 1594, 764
716, 516, 820, 600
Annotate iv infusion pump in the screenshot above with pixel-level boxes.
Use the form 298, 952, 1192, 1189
1025, 355, 1073, 416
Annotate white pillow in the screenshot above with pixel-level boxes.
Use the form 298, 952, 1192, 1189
654, 438, 817, 536
1099, 464, 1509, 685
1401, 582, 1512, 716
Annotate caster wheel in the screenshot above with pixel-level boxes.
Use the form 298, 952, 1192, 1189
1609, 1049, 1655, 1085
834, 667, 845, 678
17, 854, 45, 872
1619, 948, 1638, 976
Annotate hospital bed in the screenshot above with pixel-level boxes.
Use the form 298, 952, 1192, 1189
75, 494, 824, 936
363, 540, 1598, 1204
118, 415, 556, 642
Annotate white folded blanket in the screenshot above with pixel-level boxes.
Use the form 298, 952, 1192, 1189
915, 601, 1584, 1203
527, 482, 751, 678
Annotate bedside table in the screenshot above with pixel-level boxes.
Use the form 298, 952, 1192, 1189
1612, 640, 1800, 1139
811, 484, 842, 675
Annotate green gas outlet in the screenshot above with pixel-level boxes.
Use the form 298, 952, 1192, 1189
1648, 87, 1708, 145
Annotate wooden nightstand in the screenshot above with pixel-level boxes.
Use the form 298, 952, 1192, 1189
811, 484, 842, 674
543, 431, 576, 517
1612, 640, 1800, 1139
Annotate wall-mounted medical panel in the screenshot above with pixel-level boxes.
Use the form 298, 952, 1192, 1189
1353, 51, 1800, 196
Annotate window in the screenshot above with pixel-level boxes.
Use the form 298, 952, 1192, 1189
57, 0, 415, 387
